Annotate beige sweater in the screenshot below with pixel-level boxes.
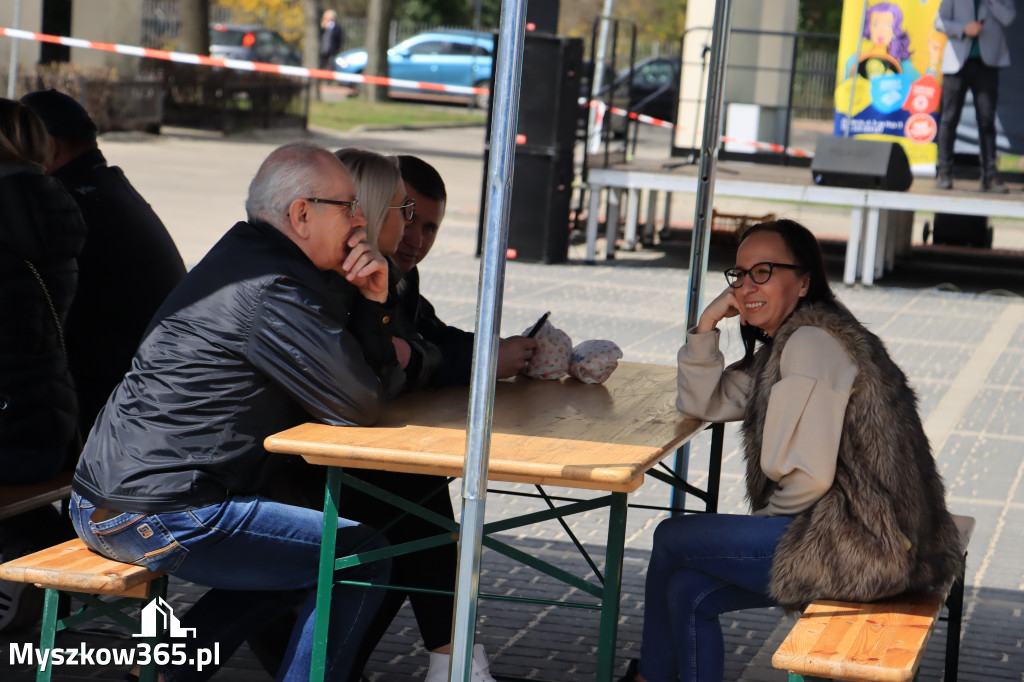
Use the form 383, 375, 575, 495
676, 326, 858, 516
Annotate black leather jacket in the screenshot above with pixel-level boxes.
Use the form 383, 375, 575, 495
73, 220, 399, 512
0, 165, 87, 480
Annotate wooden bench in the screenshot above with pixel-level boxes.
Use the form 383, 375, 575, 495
0, 538, 167, 682
0, 470, 74, 521
772, 514, 975, 682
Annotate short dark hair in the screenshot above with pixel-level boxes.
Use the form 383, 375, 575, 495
398, 155, 446, 204
736, 219, 839, 363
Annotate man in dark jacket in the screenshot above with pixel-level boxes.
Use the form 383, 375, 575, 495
394, 155, 536, 387
69, 142, 396, 682
21, 89, 187, 435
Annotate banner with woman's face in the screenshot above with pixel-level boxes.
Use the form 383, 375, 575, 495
833, 0, 945, 174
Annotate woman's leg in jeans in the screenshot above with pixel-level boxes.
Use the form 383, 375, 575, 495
637, 514, 792, 682
70, 494, 390, 682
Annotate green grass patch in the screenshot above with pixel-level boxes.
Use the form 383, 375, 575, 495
310, 98, 486, 131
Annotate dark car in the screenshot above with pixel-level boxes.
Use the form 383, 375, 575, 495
209, 24, 301, 66
582, 56, 681, 137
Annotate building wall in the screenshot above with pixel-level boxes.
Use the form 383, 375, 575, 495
1, 0, 45, 80
674, 0, 800, 151
72, 0, 143, 76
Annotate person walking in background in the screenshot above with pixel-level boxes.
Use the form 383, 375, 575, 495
20, 90, 186, 435
321, 9, 345, 69
0, 98, 87, 631
934, 0, 1016, 192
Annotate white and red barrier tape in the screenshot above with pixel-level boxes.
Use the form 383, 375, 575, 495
0, 26, 484, 96
2, 26, 814, 156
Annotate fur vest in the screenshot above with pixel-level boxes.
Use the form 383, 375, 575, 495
741, 302, 963, 611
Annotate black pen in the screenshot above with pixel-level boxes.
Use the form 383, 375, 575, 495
526, 311, 551, 338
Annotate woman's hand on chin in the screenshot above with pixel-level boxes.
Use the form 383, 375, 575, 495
697, 287, 743, 333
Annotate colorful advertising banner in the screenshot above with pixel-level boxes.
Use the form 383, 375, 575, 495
833, 0, 946, 174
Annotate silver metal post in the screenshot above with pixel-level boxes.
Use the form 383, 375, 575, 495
674, 0, 735, 515
6, 0, 23, 99
449, 0, 528, 679
685, 0, 734, 329
586, 0, 615, 152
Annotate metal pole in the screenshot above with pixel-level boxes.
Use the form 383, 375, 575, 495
586, 0, 615, 153
6, 0, 23, 99
449, 0, 528, 679
673, 0, 735, 514
844, 0, 870, 137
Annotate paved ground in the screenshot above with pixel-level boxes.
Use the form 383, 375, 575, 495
2, 122, 1022, 681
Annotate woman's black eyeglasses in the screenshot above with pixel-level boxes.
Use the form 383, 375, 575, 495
724, 262, 804, 288
305, 197, 359, 218
390, 199, 416, 222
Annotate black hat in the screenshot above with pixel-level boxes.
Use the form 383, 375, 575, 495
20, 89, 98, 140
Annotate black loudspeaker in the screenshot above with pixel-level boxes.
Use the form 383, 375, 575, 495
526, 0, 560, 34
478, 148, 574, 264
932, 213, 992, 248
486, 34, 582, 152
811, 137, 913, 191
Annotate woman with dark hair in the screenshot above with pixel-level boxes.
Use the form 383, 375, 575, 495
619, 220, 963, 682
0, 98, 86, 630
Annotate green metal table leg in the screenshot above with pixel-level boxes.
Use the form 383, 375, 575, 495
310, 466, 343, 682
35, 588, 61, 682
596, 492, 628, 682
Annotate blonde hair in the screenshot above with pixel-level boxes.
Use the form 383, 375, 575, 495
0, 98, 50, 167
334, 147, 402, 245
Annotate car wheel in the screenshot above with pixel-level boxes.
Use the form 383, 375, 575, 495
473, 80, 490, 110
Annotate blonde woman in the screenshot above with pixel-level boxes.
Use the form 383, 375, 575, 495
334, 146, 495, 681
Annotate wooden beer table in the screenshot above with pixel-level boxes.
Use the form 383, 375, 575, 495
265, 362, 722, 681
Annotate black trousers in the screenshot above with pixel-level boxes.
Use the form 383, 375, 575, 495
936, 57, 1001, 175
250, 460, 458, 681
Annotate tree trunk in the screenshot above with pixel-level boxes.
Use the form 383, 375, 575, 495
178, 0, 210, 57
304, 0, 323, 69
364, 0, 392, 102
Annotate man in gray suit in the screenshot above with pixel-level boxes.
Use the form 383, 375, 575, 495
934, 0, 1016, 192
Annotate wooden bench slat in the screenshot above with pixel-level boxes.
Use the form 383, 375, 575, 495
0, 471, 74, 521
0, 539, 163, 598
773, 514, 975, 682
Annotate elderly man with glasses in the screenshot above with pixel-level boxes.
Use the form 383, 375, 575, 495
69, 142, 400, 682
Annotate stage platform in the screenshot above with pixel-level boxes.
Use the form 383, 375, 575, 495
584, 158, 1024, 285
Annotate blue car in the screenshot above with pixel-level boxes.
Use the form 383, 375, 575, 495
334, 30, 494, 108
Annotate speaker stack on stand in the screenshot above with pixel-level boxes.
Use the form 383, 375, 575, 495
478, 0, 582, 264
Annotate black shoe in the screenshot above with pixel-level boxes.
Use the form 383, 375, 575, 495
617, 658, 640, 682
981, 175, 1009, 194
935, 173, 953, 190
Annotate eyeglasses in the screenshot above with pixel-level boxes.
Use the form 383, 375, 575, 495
305, 197, 359, 218
390, 199, 416, 222
724, 262, 804, 288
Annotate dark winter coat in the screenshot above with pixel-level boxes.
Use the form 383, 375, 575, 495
741, 302, 964, 610
396, 265, 475, 386
53, 148, 186, 434
0, 165, 87, 483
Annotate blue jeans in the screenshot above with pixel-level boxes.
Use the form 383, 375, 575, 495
70, 492, 390, 682
638, 513, 793, 682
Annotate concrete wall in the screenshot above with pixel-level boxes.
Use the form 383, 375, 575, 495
72, 0, 143, 76
1, 0, 45, 80
674, 0, 799, 151
0, 0, 142, 86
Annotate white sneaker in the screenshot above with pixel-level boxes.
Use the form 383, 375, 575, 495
424, 644, 496, 682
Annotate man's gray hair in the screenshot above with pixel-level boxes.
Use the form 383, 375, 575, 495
334, 147, 401, 245
246, 142, 337, 228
